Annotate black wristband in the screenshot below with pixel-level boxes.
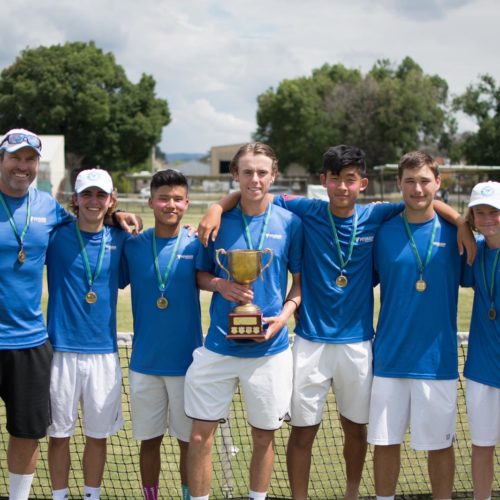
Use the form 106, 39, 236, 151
284, 298, 299, 310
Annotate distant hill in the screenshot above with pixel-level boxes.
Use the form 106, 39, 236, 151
167, 153, 206, 163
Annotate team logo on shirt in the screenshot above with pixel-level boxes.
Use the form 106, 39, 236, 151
356, 236, 374, 243
106, 244, 117, 251
266, 233, 282, 240
31, 216, 47, 223
433, 242, 447, 247
177, 254, 194, 259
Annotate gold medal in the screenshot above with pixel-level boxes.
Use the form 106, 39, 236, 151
85, 291, 98, 304
488, 307, 496, 321
17, 248, 26, 263
336, 274, 348, 288
156, 296, 168, 309
415, 279, 426, 292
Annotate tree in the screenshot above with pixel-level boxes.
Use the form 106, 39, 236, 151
254, 57, 452, 172
454, 74, 500, 165
0, 42, 170, 171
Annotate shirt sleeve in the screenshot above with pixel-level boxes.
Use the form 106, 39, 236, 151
55, 200, 76, 226
371, 202, 405, 223
460, 253, 476, 288
287, 216, 303, 274
273, 194, 315, 218
119, 236, 131, 289
195, 240, 216, 274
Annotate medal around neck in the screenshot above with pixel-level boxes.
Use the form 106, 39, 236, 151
85, 291, 98, 304
415, 279, 427, 292
216, 248, 273, 340
0, 191, 31, 265
336, 274, 348, 288
18, 248, 26, 264
152, 230, 182, 312
489, 307, 496, 321
157, 295, 169, 310
403, 212, 437, 295
75, 223, 106, 306
481, 247, 499, 322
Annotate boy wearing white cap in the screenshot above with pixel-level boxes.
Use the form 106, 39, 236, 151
45, 168, 129, 500
463, 181, 500, 500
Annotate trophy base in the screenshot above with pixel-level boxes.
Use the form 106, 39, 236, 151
227, 312, 266, 340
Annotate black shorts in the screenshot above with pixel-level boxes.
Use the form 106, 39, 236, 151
0, 341, 53, 439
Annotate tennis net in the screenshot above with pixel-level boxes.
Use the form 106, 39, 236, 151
1, 334, 499, 499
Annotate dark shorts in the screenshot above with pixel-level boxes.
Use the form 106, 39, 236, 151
0, 341, 53, 439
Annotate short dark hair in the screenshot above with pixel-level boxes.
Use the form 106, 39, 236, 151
150, 169, 188, 193
322, 145, 366, 176
398, 151, 440, 179
229, 142, 278, 175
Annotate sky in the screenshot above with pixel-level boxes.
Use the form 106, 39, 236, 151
1, 0, 499, 155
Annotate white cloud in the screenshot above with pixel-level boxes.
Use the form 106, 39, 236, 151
166, 99, 254, 153
0, 0, 499, 153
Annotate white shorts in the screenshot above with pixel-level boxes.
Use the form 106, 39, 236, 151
48, 352, 123, 439
367, 376, 457, 450
129, 370, 192, 442
184, 346, 293, 430
290, 337, 372, 426
466, 379, 500, 446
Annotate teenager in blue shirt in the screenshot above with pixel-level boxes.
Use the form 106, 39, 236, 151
123, 170, 203, 500
185, 143, 302, 500
46, 169, 129, 500
369, 151, 466, 500
463, 181, 500, 500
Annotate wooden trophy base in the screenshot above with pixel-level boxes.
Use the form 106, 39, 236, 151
227, 312, 266, 340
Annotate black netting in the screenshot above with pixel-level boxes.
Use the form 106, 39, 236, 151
1, 340, 499, 499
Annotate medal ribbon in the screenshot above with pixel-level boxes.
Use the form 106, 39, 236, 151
75, 222, 108, 290
480, 245, 500, 311
152, 228, 182, 292
327, 206, 358, 273
240, 203, 272, 250
402, 211, 438, 279
0, 190, 31, 251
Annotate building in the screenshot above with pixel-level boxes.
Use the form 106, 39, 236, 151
36, 135, 65, 200
209, 143, 246, 175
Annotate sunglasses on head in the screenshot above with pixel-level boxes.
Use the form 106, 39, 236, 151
1, 133, 42, 149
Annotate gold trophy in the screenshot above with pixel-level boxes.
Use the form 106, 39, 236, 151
216, 248, 273, 339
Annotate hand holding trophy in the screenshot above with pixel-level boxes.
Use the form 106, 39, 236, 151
216, 248, 273, 339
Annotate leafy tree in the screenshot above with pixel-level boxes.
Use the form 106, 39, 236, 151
254, 57, 452, 172
0, 41, 170, 171
454, 74, 500, 165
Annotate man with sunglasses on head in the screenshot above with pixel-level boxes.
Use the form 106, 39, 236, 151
0, 128, 142, 500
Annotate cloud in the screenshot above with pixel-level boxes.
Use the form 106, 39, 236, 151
364, 0, 473, 21
0, 0, 499, 153
165, 99, 254, 153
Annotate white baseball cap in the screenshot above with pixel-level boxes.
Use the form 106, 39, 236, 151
75, 169, 113, 194
468, 181, 500, 210
0, 128, 42, 156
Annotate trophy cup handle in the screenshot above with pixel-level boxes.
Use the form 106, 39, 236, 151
260, 248, 274, 277
215, 248, 230, 280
